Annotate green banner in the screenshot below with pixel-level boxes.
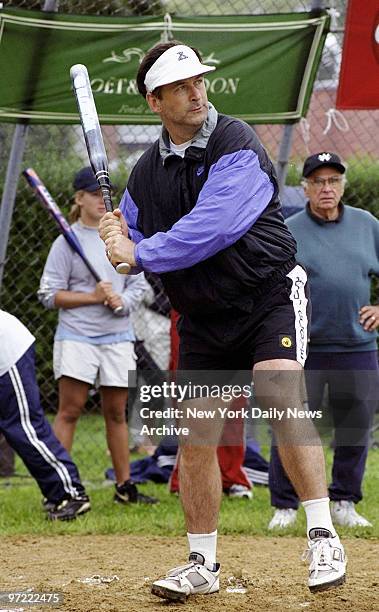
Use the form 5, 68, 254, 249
0, 8, 329, 125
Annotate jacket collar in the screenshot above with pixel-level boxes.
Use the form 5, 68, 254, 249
159, 102, 218, 163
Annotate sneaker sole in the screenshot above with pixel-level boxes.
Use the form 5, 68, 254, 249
309, 573, 346, 593
48, 502, 91, 521
151, 584, 188, 603
228, 494, 253, 499
77, 502, 91, 513
332, 519, 372, 528
114, 496, 158, 505
114, 496, 132, 504
268, 520, 297, 530
151, 584, 219, 602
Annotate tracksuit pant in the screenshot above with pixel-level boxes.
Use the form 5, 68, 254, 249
0, 344, 85, 503
269, 350, 378, 507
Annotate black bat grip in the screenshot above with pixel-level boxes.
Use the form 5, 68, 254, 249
96, 176, 113, 213
94, 174, 131, 274
100, 185, 113, 213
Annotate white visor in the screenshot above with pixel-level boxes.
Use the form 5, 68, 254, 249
144, 45, 216, 94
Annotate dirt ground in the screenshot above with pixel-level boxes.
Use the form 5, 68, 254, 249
1, 535, 378, 611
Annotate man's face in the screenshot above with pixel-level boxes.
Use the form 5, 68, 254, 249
147, 74, 208, 143
303, 166, 345, 219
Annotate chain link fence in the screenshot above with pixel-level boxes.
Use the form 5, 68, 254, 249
1, 0, 378, 480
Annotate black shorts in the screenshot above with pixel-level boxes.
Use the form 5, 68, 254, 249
178, 264, 310, 371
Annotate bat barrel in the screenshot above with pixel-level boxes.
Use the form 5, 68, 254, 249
71, 64, 113, 212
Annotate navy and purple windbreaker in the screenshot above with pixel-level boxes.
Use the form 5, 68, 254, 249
120, 105, 297, 315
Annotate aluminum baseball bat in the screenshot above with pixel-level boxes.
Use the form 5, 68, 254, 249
23, 168, 123, 314
70, 63, 131, 275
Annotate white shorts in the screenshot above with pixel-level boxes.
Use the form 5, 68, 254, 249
53, 340, 136, 387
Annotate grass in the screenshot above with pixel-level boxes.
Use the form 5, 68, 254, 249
0, 414, 378, 539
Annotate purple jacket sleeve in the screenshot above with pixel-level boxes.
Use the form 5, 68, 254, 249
129, 149, 274, 274
119, 189, 146, 244
118, 189, 146, 275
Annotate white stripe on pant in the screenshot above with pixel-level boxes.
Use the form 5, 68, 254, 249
9, 364, 79, 499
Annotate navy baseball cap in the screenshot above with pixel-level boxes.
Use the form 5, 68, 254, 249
302, 152, 346, 177
73, 167, 111, 192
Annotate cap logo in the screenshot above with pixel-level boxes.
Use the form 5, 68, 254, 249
318, 153, 331, 162
177, 51, 188, 61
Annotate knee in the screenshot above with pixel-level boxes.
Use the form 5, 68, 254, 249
104, 408, 126, 426
181, 445, 217, 469
254, 364, 305, 411
56, 409, 81, 425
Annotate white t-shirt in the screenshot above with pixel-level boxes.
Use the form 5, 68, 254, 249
0, 310, 35, 376
169, 138, 192, 158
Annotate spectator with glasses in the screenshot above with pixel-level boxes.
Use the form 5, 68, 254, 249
269, 152, 379, 530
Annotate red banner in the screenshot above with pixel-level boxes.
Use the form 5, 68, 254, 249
336, 0, 379, 109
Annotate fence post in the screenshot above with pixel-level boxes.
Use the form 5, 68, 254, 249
276, 0, 324, 197
276, 124, 295, 196
0, 0, 59, 295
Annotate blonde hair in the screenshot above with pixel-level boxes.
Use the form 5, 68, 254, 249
68, 190, 84, 223
68, 202, 81, 223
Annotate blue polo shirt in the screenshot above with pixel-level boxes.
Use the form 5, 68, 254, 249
287, 203, 379, 352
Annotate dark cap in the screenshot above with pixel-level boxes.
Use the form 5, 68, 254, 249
73, 167, 103, 192
302, 152, 346, 177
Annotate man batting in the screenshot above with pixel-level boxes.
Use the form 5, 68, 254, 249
99, 41, 346, 601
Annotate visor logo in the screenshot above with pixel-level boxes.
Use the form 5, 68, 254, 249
177, 51, 189, 61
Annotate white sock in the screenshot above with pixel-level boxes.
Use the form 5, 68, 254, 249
302, 497, 337, 539
187, 530, 217, 568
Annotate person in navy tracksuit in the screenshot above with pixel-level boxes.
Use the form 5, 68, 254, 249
0, 309, 90, 520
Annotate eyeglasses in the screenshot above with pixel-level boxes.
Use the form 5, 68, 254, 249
306, 176, 344, 188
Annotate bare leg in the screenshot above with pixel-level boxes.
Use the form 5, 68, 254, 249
178, 398, 224, 533
151, 401, 223, 600
54, 376, 89, 452
254, 359, 327, 501
276, 444, 327, 501
180, 445, 222, 533
101, 386, 130, 484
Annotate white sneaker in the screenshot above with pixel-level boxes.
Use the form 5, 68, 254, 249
227, 484, 253, 499
268, 508, 297, 529
151, 552, 220, 602
331, 500, 373, 527
303, 533, 346, 592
